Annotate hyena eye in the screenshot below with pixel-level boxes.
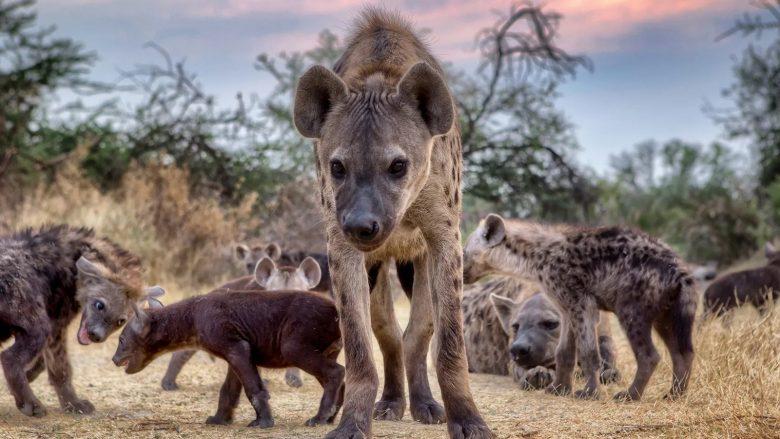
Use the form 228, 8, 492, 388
511, 323, 520, 333
388, 158, 408, 178
117, 318, 126, 327
330, 159, 346, 179
94, 300, 105, 311
541, 320, 559, 330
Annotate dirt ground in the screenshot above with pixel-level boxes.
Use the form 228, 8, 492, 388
0, 292, 777, 439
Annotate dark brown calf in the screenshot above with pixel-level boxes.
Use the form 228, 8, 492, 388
704, 243, 780, 319
113, 290, 344, 428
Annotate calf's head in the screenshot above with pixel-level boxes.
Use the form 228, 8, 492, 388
491, 292, 560, 369
112, 292, 165, 374
293, 63, 454, 251
75, 256, 163, 345
463, 214, 510, 284
235, 242, 282, 274
253, 256, 321, 291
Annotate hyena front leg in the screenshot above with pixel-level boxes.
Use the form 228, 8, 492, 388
161, 350, 197, 390
26, 356, 45, 383
325, 232, 378, 439
547, 311, 575, 396
404, 253, 445, 424
572, 297, 602, 400
596, 312, 621, 384
43, 327, 94, 414
423, 221, 492, 439
370, 262, 406, 421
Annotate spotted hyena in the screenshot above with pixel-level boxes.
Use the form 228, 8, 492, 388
292, 7, 491, 438
463, 215, 697, 401
161, 256, 322, 391
462, 278, 619, 390
235, 242, 332, 293
0, 225, 158, 416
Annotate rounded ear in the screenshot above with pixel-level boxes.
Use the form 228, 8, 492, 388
765, 242, 777, 259
298, 256, 322, 290
293, 65, 348, 138
146, 298, 164, 309
490, 293, 519, 334
235, 244, 250, 260
265, 243, 282, 261
253, 257, 276, 288
76, 256, 103, 279
397, 62, 454, 136
483, 214, 506, 247
130, 302, 149, 332
144, 285, 165, 299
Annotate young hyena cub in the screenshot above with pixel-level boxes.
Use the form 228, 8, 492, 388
160, 256, 322, 391
0, 225, 158, 416
463, 215, 697, 401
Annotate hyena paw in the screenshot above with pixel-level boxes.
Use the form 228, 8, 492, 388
545, 382, 571, 396
522, 366, 554, 390
305, 415, 331, 427
410, 398, 445, 424
63, 398, 94, 414
18, 398, 47, 417
373, 397, 405, 421
247, 416, 274, 428
205, 415, 231, 425
285, 370, 303, 388
447, 416, 495, 439
325, 420, 368, 439
574, 387, 600, 400
613, 389, 641, 402
599, 366, 621, 384
161, 379, 179, 391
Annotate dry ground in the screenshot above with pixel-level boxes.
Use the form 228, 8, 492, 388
0, 289, 777, 439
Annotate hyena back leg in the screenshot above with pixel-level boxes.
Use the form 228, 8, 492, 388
614, 307, 659, 402
369, 262, 406, 421
547, 311, 576, 396
43, 327, 94, 414
404, 253, 445, 424
1, 321, 49, 417
654, 307, 695, 399
26, 356, 45, 383
161, 349, 197, 390
225, 341, 274, 428
206, 367, 243, 425
572, 297, 602, 400
423, 225, 492, 439
285, 367, 304, 388
596, 312, 621, 384
325, 237, 379, 439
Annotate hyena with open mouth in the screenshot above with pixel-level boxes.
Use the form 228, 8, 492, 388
0, 225, 159, 416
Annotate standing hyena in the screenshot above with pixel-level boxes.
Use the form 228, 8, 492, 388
463, 215, 697, 401
293, 8, 491, 439
0, 225, 158, 416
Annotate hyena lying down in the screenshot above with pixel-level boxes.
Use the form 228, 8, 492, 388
113, 285, 344, 428
464, 215, 697, 401
461, 277, 619, 389
0, 225, 158, 416
160, 256, 322, 390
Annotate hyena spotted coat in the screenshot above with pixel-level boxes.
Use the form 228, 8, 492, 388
463, 215, 697, 402
293, 8, 491, 439
0, 225, 155, 416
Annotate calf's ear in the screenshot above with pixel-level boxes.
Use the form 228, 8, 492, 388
483, 214, 506, 247
293, 65, 348, 138
397, 62, 454, 136
254, 257, 276, 289
490, 293, 519, 335
298, 256, 322, 290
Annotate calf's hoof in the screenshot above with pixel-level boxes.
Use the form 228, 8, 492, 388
161, 379, 179, 391
410, 398, 445, 424
248, 417, 274, 428
613, 390, 641, 402
285, 370, 303, 388
325, 420, 368, 439
574, 388, 600, 400
373, 397, 405, 421
599, 367, 621, 384
63, 398, 95, 414
18, 398, 47, 417
205, 415, 231, 425
447, 416, 495, 439
545, 382, 571, 396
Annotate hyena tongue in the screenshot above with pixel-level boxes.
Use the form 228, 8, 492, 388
77, 319, 92, 345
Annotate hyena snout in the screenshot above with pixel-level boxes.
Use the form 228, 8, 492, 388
341, 210, 381, 243
509, 342, 531, 363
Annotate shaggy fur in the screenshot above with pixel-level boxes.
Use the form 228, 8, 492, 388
464, 215, 697, 401
0, 225, 146, 416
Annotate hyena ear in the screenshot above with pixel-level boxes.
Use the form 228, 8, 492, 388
142, 286, 165, 309
76, 256, 104, 279
490, 293, 519, 335
130, 302, 149, 333
293, 65, 348, 138
254, 257, 276, 289
265, 243, 282, 261
235, 244, 250, 260
397, 62, 454, 136
765, 242, 777, 259
298, 256, 322, 290
483, 214, 506, 247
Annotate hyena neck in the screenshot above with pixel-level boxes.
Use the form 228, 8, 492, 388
499, 224, 566, 281
147, 304, 198, 354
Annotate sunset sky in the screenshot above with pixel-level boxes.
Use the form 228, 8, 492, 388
37, 0, 763, 171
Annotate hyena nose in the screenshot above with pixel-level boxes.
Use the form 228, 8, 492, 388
341, 212, 381, 243
510, 343, 530, 360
